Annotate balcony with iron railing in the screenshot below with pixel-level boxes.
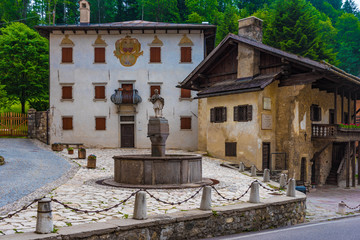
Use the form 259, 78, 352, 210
110, 89, 142, 105
312, 124, 360, 141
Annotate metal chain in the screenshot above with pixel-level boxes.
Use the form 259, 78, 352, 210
211, 181, 253, 201
143, 187, 204, 205
257, 180, 284, 193
0, 198, 42, 221
52, 190, 140, 213
341, 201, 360, 210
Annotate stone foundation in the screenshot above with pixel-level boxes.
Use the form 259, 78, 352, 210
28, 108, 49, 144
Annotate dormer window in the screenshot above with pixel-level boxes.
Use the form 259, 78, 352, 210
93, 35, 107, 64
148, 36, 163, 64
60, 35, 74, 64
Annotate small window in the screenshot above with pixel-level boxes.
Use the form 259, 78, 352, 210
62, 117, 73, 130
150, 85, 161, 97
120, 116, 135, 122
234, 105, 252, 122
150, 47, 161, 63
181, 88, 191, 98
329, 109, 335, 124
62, 86, 73, 100
210, 107, 227, 123
82, 3, 86, 8
94, 47, 105, 63
181, 47, 192, 63
180, 117, 191, 130
62, 47, 73, 63
310, 104, 321, 121
95, 117, 106, 130
94, 86, 105, 99
225, 142, 237, 157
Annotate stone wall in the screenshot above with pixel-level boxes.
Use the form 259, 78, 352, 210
28, 108, 49, 144
1, 195, 305, 240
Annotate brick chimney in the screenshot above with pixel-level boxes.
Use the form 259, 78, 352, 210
79, 0, 90, 25
238, 16, 263, 42
237, 16, 263, 79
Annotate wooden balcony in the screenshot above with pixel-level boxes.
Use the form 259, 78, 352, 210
312, 124, 360, 141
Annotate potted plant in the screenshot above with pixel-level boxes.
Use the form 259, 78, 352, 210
0, 156, 4, 166
87, 154, 96, 169
67, 147, 74, 154
78, 147, 86, 159
51, 143, 64, 151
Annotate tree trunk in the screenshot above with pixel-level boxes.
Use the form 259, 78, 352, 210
21, 99, 26, 113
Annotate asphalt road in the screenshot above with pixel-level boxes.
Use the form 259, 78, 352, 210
206, 216, 360, 240
0, 139, 71, 207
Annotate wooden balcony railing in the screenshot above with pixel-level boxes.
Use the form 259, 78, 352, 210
312, 124, 360, 141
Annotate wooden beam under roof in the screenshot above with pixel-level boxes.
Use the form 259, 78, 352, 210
279, 72, 324, 86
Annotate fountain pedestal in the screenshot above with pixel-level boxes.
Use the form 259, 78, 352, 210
147, 117, 169, 157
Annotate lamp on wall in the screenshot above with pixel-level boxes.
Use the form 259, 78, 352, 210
304, 132, 308, 141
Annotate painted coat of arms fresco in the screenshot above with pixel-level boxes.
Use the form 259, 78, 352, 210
114, 36, 143, 67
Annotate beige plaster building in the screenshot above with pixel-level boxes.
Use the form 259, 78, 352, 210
180, 17, 360, 187
36, 0, 216, 150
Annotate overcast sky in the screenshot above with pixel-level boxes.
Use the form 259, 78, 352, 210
354, 0, 360, 8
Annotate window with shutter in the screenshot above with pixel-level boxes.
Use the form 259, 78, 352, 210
247, 105, 253, 121
180, 117, 191, 130
234, 105, 252, 122
150, 85, 161, 97
210, 108, 215, 122
62, 117, 73, 130
62, 86, 73, 99
94, 86, 105, 99
310, 105, 321, 121
181, 88, 191, 98
94, 47, 105, 63
95, 117, 106, 130
211, 107, 227, 123
62, 48, 73, 63
150, 47, 161, 63
181, 47, 192, 63
225, 142, 237, 157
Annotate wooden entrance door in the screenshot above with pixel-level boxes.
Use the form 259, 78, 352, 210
262, 142, 271, 170
300, 157, 306, 182
121, 124, 134, 148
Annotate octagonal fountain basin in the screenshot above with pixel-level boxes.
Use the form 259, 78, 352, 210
103, 154, 212, 189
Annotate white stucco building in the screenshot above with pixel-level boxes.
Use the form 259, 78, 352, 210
36, 1, 216, 149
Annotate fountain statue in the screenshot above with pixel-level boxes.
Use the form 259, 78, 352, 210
106, 91, 210, 188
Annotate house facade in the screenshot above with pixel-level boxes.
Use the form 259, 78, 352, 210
36, 0, 216, 150
180, 16, 360, 187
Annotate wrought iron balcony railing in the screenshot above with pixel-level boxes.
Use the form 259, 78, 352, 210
110, 89, 142, 105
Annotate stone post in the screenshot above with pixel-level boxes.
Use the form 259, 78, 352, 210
238, 162, 245, 172
133, 191, 147, 220
263, 169, 270, 182
338, 202, 346, 215
27, 108, 36, 139
200, 186, 212, 210
36, 198, 53, 234
249, 182, 260, 203
250, 165, 257, 177
279, 174, 286, 189
286, 179, 296, 197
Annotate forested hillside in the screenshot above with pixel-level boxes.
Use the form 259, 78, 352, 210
0, 0, 359, 112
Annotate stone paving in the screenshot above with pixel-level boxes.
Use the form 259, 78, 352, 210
0, 146, 279, 235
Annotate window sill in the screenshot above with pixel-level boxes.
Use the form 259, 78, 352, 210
60, 99, 74, 102
179, 97, 193, 102
93, 98, 107, 102
63, 129, 73, 131
179, 62, 193, 64
61, 62, 74, 64
93, 62, 107, 64
149, 62, 162, 64
180, 129, 192, 131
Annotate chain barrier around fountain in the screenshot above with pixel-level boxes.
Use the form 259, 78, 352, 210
103, 89, 215, 189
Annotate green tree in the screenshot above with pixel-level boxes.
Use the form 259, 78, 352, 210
264, 0, 336, 63
185, 0, 220, 24
0, 23, 49, 113
342, 0, 359, 16
141, 0, 180, 22
216, 4, 239, 43
0, 85, 8, 111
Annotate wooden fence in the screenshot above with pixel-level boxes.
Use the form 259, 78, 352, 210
0, 112, 28, 136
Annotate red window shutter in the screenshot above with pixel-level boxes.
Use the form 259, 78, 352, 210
62, 86, 72, 99
94, 47, 105, 63
181, 117, 191, 129
150, 47, 161, 63
95, 86, 105, 99
150, 85, 161, 97
62, 117, 73, 130
62, 48, 73, 63
181, 47, 192, 62
96, 117, 106, 130
181, 88, 191, 98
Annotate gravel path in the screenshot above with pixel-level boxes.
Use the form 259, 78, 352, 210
0, 139, 71, 208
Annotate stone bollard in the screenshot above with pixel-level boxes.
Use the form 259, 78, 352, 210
36, 198, 53, 234
279, 174, 286, 189
286, 179, 296, 197
250, 165, 257, 177
133, 191, 147, 220
263, 169, 270, 182
238, 162, 245, 172
249, 182, 260, 203
200, 186, 212, 210
338, 201, 346, 214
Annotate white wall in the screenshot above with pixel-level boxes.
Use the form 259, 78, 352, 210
49, 30, 203, 150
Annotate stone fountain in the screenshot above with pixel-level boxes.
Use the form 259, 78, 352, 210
105, 90, 209, 188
